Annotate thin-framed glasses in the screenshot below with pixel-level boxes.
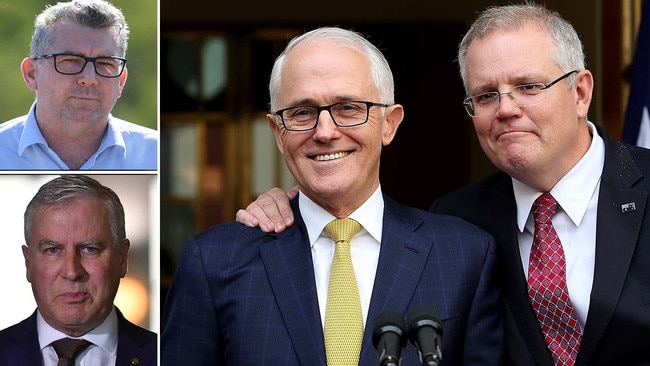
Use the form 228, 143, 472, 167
32, 53, 127, 78
462, 70, 578, 117
274, 100, 390, 132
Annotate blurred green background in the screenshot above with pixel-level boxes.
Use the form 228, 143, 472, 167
0, 0, 157, 130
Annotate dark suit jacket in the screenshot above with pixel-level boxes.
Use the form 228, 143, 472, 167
0, 307, 157, 366
431, 125, 650, 365
162, 194, 503, 365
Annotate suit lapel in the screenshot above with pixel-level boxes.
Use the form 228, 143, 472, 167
115, 308, 157, 366
1, 312, 42, 366
577, 128, 646, 365
261, 199, 326, 366
359, 197, 430, 364
483, 175, 553, 363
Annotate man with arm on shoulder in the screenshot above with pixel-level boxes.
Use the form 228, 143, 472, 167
163, 26, 503, 365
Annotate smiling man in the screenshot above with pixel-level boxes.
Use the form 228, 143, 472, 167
162, 26, 503, 365
238, 3, 650, 365
0, 0, 157, 170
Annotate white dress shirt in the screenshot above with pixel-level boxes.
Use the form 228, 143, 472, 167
299, 186, 384, 329
513, 121, 604, 329
38, 307, 119, 366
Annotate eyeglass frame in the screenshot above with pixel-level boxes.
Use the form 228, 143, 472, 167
273, 100, 391, 132
32, 53, 128, 78
462, 70, 579, 117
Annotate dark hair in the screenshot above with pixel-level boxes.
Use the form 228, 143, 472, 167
30, 0, 129, 57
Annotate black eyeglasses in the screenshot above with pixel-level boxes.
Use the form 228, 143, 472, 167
32, 53, 127, 78
462, 70, 579, 117
274, 100, 390, 132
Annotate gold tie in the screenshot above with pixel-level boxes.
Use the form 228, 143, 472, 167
323, 218, 364, 366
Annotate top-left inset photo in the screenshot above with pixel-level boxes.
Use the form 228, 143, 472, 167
0, 0, 158, 171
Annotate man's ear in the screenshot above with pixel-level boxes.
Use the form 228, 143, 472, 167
574, 70, 594, 120
117, 67, 128, 97
382, 104, 405, 146
22, 245, 32, 283
119, 239, 130, 278
267, 114, 285, 153
21, 58, 38, 92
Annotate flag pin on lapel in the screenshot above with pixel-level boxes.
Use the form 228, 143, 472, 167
622, 202, 636, 213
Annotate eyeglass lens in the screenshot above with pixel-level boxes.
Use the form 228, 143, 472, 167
281, 101, 371, 131
54, 54, 125, 77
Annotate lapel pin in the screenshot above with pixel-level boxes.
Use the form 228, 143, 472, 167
131, 358, 140, 365
621, 202, 636, 213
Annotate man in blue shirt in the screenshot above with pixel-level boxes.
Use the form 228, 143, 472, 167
0, 0, 157, 170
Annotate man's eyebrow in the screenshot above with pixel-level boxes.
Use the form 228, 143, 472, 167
35, 239, 103, 247
77, 240, 104, 246
469, 73, 546, 94
282, 95, 361, 107
36, 239, 61, 247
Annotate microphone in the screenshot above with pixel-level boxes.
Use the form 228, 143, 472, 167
407, 304, 443, 366
372, 310, 407, 366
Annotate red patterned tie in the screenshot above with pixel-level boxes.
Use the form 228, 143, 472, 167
528, 193, 581, 366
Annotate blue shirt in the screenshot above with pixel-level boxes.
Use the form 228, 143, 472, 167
0, 103, 157, 170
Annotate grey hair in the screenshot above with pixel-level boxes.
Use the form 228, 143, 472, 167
268, 26, 395, 112
457, 1, 585, 93
30, 0, 129, 58
24, 175, 126, 247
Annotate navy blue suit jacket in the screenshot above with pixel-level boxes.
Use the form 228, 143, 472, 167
432, 125, 650, 365
0, 308, 157, 365
162, 194, 503, 365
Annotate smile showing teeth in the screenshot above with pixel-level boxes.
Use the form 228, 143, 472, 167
315, 151, 349, 161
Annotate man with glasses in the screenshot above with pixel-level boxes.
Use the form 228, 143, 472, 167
0, 0, 157, 170
238, 3, 650, 365
162, 26, 504, 364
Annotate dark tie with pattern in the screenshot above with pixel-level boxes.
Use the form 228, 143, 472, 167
528, 193, 582, 366
51, 338, 92, 366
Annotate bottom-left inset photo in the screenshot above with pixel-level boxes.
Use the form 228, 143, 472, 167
0, 174, 158, 365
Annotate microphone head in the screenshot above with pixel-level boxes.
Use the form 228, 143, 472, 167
407, 304, 443, 365
407, 304, 443, 337
372, 310, 407, 349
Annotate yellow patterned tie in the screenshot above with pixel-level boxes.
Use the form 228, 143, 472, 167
323, 218, 364, 366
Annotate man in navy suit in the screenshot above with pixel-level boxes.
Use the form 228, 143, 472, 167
0, 176, 157, 365
162, 26, 503, 365
237, 3, 650, 366
431, 3, 650, 365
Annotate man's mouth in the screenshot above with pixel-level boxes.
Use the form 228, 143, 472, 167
314, 151, 349, 161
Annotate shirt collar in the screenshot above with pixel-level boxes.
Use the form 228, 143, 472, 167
17, 102, 47, 156
299, 186, 384, 246
37, 306, 119, 356
513, 121, 604, 231
17, 102, 126, 161
88, 116, 127, 165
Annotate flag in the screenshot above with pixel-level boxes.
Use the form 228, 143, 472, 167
622, 0, 650, 147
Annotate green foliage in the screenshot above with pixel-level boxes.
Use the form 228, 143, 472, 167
0, 0, 157, 130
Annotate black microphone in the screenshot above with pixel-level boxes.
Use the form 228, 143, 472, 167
407, 304, 443, 366
372, 310, 407, 366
